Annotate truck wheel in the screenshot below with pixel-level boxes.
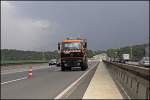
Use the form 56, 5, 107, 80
86, 64, 88, 69
81, 67, 86, 71
81, 62, 85, 71
61, 66, 65, 71
81, 65, 86, 71
68, 67, 72, 71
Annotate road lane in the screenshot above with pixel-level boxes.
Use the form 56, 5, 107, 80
54, 61, 98, 99
1, 63, 49, 75
1, 77, 28, 85
1, 66, 60, 83
1, 60, 96, 83
61, 62, 98, 99
1, 60, 99, 99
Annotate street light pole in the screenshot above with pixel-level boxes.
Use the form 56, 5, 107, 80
130, 46, 133, 60
118, 48, 120, 58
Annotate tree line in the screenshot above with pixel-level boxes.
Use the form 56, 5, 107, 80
1, 49, 59, 61
1, 43, 148, 62
1, 49, 102, 62
106, 43, 149, 61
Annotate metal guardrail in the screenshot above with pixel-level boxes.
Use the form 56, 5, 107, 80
125, 62, 139, 66
103, 60, 149, 99
103, 60, 150, 79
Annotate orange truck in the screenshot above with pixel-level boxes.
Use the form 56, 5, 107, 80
58, 37, 88, 71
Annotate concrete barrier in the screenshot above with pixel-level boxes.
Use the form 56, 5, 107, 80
103, 61, 149, 99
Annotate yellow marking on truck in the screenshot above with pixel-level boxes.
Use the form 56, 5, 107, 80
63, 40, 81, 42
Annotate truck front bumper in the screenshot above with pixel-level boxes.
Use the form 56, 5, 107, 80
61, 58, 83, 67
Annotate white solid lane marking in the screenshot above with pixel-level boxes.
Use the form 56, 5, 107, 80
54, 62, 99, 99
55, 69, 61, 72
1, 67, 60, 85
1, 66, 49, 75
1, 77, 28, 85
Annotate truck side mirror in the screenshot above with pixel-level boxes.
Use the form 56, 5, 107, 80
58, 43, 60, 50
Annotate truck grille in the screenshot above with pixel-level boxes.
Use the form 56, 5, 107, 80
61, 52, 83, 57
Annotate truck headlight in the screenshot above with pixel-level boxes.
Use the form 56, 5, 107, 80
78, 59, 82, 62
62, 60, 66, 63
77, 63, 80, 66
64, 64, 68, 66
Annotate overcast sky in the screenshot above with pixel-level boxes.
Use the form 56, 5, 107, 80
1, 1, 149, 51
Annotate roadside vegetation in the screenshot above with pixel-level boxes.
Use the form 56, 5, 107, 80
1, 49, 59, 65
1, 49, 100, 65
106, 43, 149, 61
1, 43, 148, 65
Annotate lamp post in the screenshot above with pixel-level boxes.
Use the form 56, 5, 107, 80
118, 48, 120, 58
130, 46, 133, 60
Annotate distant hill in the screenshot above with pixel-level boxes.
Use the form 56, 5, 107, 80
1, 43, 148, 63
1, 49, 59, 62
106, 43, 149, 61
1, 49, 104, 63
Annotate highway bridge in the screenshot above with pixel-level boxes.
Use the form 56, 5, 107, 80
1, 54, 149, 99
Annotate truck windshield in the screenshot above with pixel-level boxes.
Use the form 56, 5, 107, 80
63, 42, 81, 49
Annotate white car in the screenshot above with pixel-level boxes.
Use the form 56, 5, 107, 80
48, 59, 57, 66
139, 57, 149, 67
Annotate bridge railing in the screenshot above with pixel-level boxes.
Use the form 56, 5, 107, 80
103, 60, 149, 99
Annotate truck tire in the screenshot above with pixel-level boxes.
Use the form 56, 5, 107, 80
61, 66, 65, 71
85, 63, 88, 69
68, 67, 72, 71
81, 62, 87, 71
81, 64, 86, 71
81, 66, 86, 71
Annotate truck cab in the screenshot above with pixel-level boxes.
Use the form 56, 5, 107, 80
58, 38, 88, 71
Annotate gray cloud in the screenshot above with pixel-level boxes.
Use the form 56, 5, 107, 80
1, 1, 149, 51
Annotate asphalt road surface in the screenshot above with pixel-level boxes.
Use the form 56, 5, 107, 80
1, 60, 99, 99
